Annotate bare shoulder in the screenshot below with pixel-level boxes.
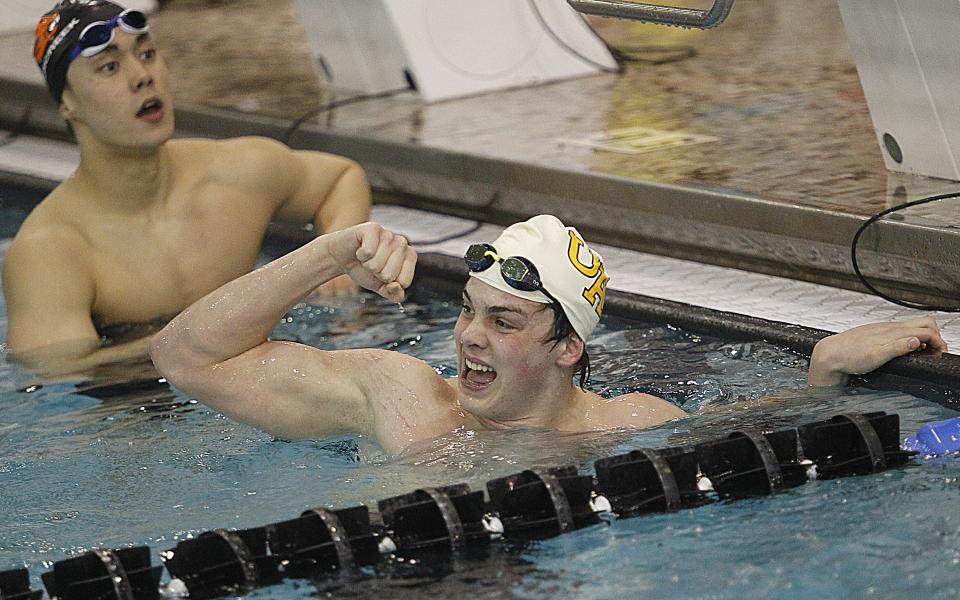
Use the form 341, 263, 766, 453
3, 201, 95, 324
172, 136, 290, 173
7, 200, 90, 267
352, 349, 463, 444
357, 349, 455, 404
171, 136, 297, 195
585, 390, 687, 429
2, 182, 98, 302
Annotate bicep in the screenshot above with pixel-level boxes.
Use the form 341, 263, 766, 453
3, 237, 98, 356
166, 341, 375, 440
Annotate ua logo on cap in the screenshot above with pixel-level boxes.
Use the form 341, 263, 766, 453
566, 230, 609, 317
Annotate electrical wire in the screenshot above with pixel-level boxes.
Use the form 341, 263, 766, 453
408, 221, 485, 247
406, 192, 502, 246
851, 191, 960, 312
280, 86, 413, 146
608, 44, 698, 66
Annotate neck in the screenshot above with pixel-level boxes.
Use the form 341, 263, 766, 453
471, 378, 584, 431
74, 134, 171, 212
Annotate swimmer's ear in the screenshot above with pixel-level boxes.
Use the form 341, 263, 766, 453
554, 333, 585, 369
59, 88, 77, 121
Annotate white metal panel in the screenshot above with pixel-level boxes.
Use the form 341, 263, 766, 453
897, 0, 960, 180
293, 0, 616, 103
838, 0, 959, 180
293, 0, 409, 94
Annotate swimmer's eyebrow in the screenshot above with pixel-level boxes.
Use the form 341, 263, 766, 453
462, 290, 529, 317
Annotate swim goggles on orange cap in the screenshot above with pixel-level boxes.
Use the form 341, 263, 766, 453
464, 243, 560, 305
68, 9, 149, 61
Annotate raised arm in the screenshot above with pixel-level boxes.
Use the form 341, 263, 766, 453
149, 223, 420, 442
808, 317, 948, 386
3, 228, 152, 376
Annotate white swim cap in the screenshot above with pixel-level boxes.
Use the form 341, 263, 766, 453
468, 214, 609, 341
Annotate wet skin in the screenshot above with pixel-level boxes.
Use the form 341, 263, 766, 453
151, 222, 947, 455
151, 225, 688, 455
4, 30, 371, 374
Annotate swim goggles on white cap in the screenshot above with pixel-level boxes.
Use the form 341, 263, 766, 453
68, 9, 149, 61
464, 243, 561, 306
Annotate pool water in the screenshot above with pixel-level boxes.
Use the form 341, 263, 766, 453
0, 220, 957, 598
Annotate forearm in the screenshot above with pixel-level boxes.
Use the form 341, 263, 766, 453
12, 335, 154, 378
807, 353, 848, 387
313, 162, 371, 234
152, 233, 344, 373
807, 336, 850, 387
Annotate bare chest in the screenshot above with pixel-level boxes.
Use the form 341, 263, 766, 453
86, 182, 277, 325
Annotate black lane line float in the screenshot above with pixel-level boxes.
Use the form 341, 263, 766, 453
378, 484, 495, 556
694, 428, 809, 497
0, 567, 42, 600
161, 526, 281, 599
595, 445, 707, 515
267, 505, 378, 580
487, 467, 603, 539
797, 412, 913, 478
39, 547, 161, 600
2, 411, 919, 599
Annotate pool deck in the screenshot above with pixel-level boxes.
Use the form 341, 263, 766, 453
0, 1, 958, 337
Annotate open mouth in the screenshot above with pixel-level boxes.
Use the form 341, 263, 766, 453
136, 98, 163, 119
463, 357, 497, 387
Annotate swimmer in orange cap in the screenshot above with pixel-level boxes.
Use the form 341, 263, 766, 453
5, 1, 371, 375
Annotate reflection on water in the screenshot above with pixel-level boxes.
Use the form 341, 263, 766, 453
0, 289, 956, 598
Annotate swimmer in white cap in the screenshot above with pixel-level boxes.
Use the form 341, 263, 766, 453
151, 217, 948, 454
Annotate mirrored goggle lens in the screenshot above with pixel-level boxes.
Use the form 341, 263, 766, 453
499, 257, 539, 291
464, 244, 495, 271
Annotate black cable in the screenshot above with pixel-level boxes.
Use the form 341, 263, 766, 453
280, 87, 412, 146
527, 0, 623, 74
609, 44, 698, 66
406, 192, 502, 246
409, 222, 485, 247
851, 191, 960, 312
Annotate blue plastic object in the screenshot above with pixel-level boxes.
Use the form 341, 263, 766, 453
902, 416, 960, 456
